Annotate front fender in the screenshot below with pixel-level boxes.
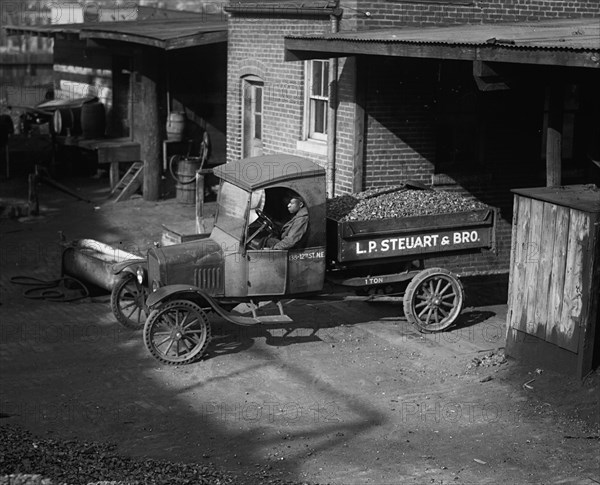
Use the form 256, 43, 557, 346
146, 284, 203, 308
146, 285, 261, 327
112, 259, 146, 275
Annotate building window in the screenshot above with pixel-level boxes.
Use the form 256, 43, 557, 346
305, 60, 329, 141
242, 75, 264, 158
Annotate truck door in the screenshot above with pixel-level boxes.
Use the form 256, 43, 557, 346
246, 249, 287, 296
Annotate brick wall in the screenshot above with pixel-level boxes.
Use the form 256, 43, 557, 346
226, 17, 331, 168
354, 56, 573, 274
351, 0, 600, 29
227, 1, 599, 275
363, 58, 437, 189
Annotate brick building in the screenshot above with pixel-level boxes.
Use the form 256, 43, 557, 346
225, 0, 600, 275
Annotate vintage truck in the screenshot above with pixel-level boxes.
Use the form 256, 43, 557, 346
132, 154, 495, 365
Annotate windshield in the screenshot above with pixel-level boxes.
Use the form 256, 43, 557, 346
248, 189, 265, 224
215, 182, 250, 240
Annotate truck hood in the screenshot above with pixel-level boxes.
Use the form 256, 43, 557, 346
148, 237, 224, 292
151, 237, 223, 266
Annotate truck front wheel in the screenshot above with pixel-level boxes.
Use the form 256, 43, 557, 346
403, 268, 464, 333
111, 273, 148, 330
143, 299, 211, 365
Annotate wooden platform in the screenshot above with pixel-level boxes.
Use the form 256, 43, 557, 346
161, 220, 210, 246
76, 137, 141, 190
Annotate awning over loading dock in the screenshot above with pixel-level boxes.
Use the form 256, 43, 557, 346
4, 16, 227, 50
284, 18, 600, 68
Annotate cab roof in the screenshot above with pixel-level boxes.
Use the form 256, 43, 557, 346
212, 154, 326, 191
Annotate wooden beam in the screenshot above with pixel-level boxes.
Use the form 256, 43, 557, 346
165, 31, 227, 50
546, 84, 563, 187
81, 31, 165, 49
79, 30, 227, 51
473, 60, 510, 91
284, 38, 600, 69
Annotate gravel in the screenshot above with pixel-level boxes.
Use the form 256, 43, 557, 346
0, 425, 315, 485
327, 186, 489, 222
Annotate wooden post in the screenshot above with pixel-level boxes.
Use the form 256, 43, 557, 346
546, 84, 563, 187
3, 144, 9, 179
352, 56, 365, 194
135, 48, 165, 201
195, 170, 205, 233
28, 173, 39, 216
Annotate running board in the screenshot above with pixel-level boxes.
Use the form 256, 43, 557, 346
249, 300, 293, 323
256, 315, 293, 323
222, 300, 293, 325
343, 295, 404, 303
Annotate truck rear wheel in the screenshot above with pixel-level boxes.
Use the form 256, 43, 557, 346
143, 300, 211, 365
403, 267, 464, 333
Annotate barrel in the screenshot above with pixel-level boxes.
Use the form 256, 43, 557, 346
176, 157, 202, 204
53, 107, 82, 136
166, 112, 185, 141
0, 114, 14, 145
81, 101, 106, 139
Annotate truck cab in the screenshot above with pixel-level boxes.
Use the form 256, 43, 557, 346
146, 154, 327, 302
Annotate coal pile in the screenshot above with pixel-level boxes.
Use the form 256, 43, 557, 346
327, 186, 489, 222
0, 425, 311, 485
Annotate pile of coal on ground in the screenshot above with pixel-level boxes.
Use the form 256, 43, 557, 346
0, 425, 317, 485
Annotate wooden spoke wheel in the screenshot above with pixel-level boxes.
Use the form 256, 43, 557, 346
143, 300, 211, 365
403, 268, 464, 332
111, 273, 148, 330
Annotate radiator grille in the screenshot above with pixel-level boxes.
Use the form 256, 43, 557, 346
195, 267, 221, 290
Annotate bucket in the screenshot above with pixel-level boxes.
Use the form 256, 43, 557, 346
81, 101, 106, 139
166, 112, 185, 141
175, 157, 202, 204
53, 107, 82, 136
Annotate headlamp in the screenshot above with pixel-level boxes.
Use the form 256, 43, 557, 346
136, 267, 145, 285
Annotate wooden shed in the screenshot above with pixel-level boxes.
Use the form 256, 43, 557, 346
506, 185, 600, 378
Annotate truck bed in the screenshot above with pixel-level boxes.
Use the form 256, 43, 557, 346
327, 209, 495, 263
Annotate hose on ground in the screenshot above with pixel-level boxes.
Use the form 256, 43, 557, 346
10, 275, 89, 302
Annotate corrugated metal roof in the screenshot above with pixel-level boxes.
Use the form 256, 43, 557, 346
287, 18, 600, 51
4, 16, 227, 50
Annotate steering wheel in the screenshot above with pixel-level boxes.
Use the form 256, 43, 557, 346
254, 208, 278, 236
245, 209, 278, 249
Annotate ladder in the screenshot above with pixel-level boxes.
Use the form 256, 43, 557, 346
110, 162, 144, 202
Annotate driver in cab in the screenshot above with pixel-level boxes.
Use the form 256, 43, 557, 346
266, 196, 309, 250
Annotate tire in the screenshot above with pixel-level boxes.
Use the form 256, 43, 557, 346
403, 267, 464, 333
143, 300, 211, 365
111, 274, 148, 330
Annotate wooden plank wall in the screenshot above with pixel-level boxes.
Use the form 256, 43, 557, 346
524, 198, 544, 336
547, 206, 570, 346
507, 194, 593, 354
557, 210, 589, 351
507, 195, 531, 332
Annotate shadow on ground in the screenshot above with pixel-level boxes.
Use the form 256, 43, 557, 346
0, 174, 390, 484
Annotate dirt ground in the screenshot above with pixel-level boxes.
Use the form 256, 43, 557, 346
1, 175, 599, 484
